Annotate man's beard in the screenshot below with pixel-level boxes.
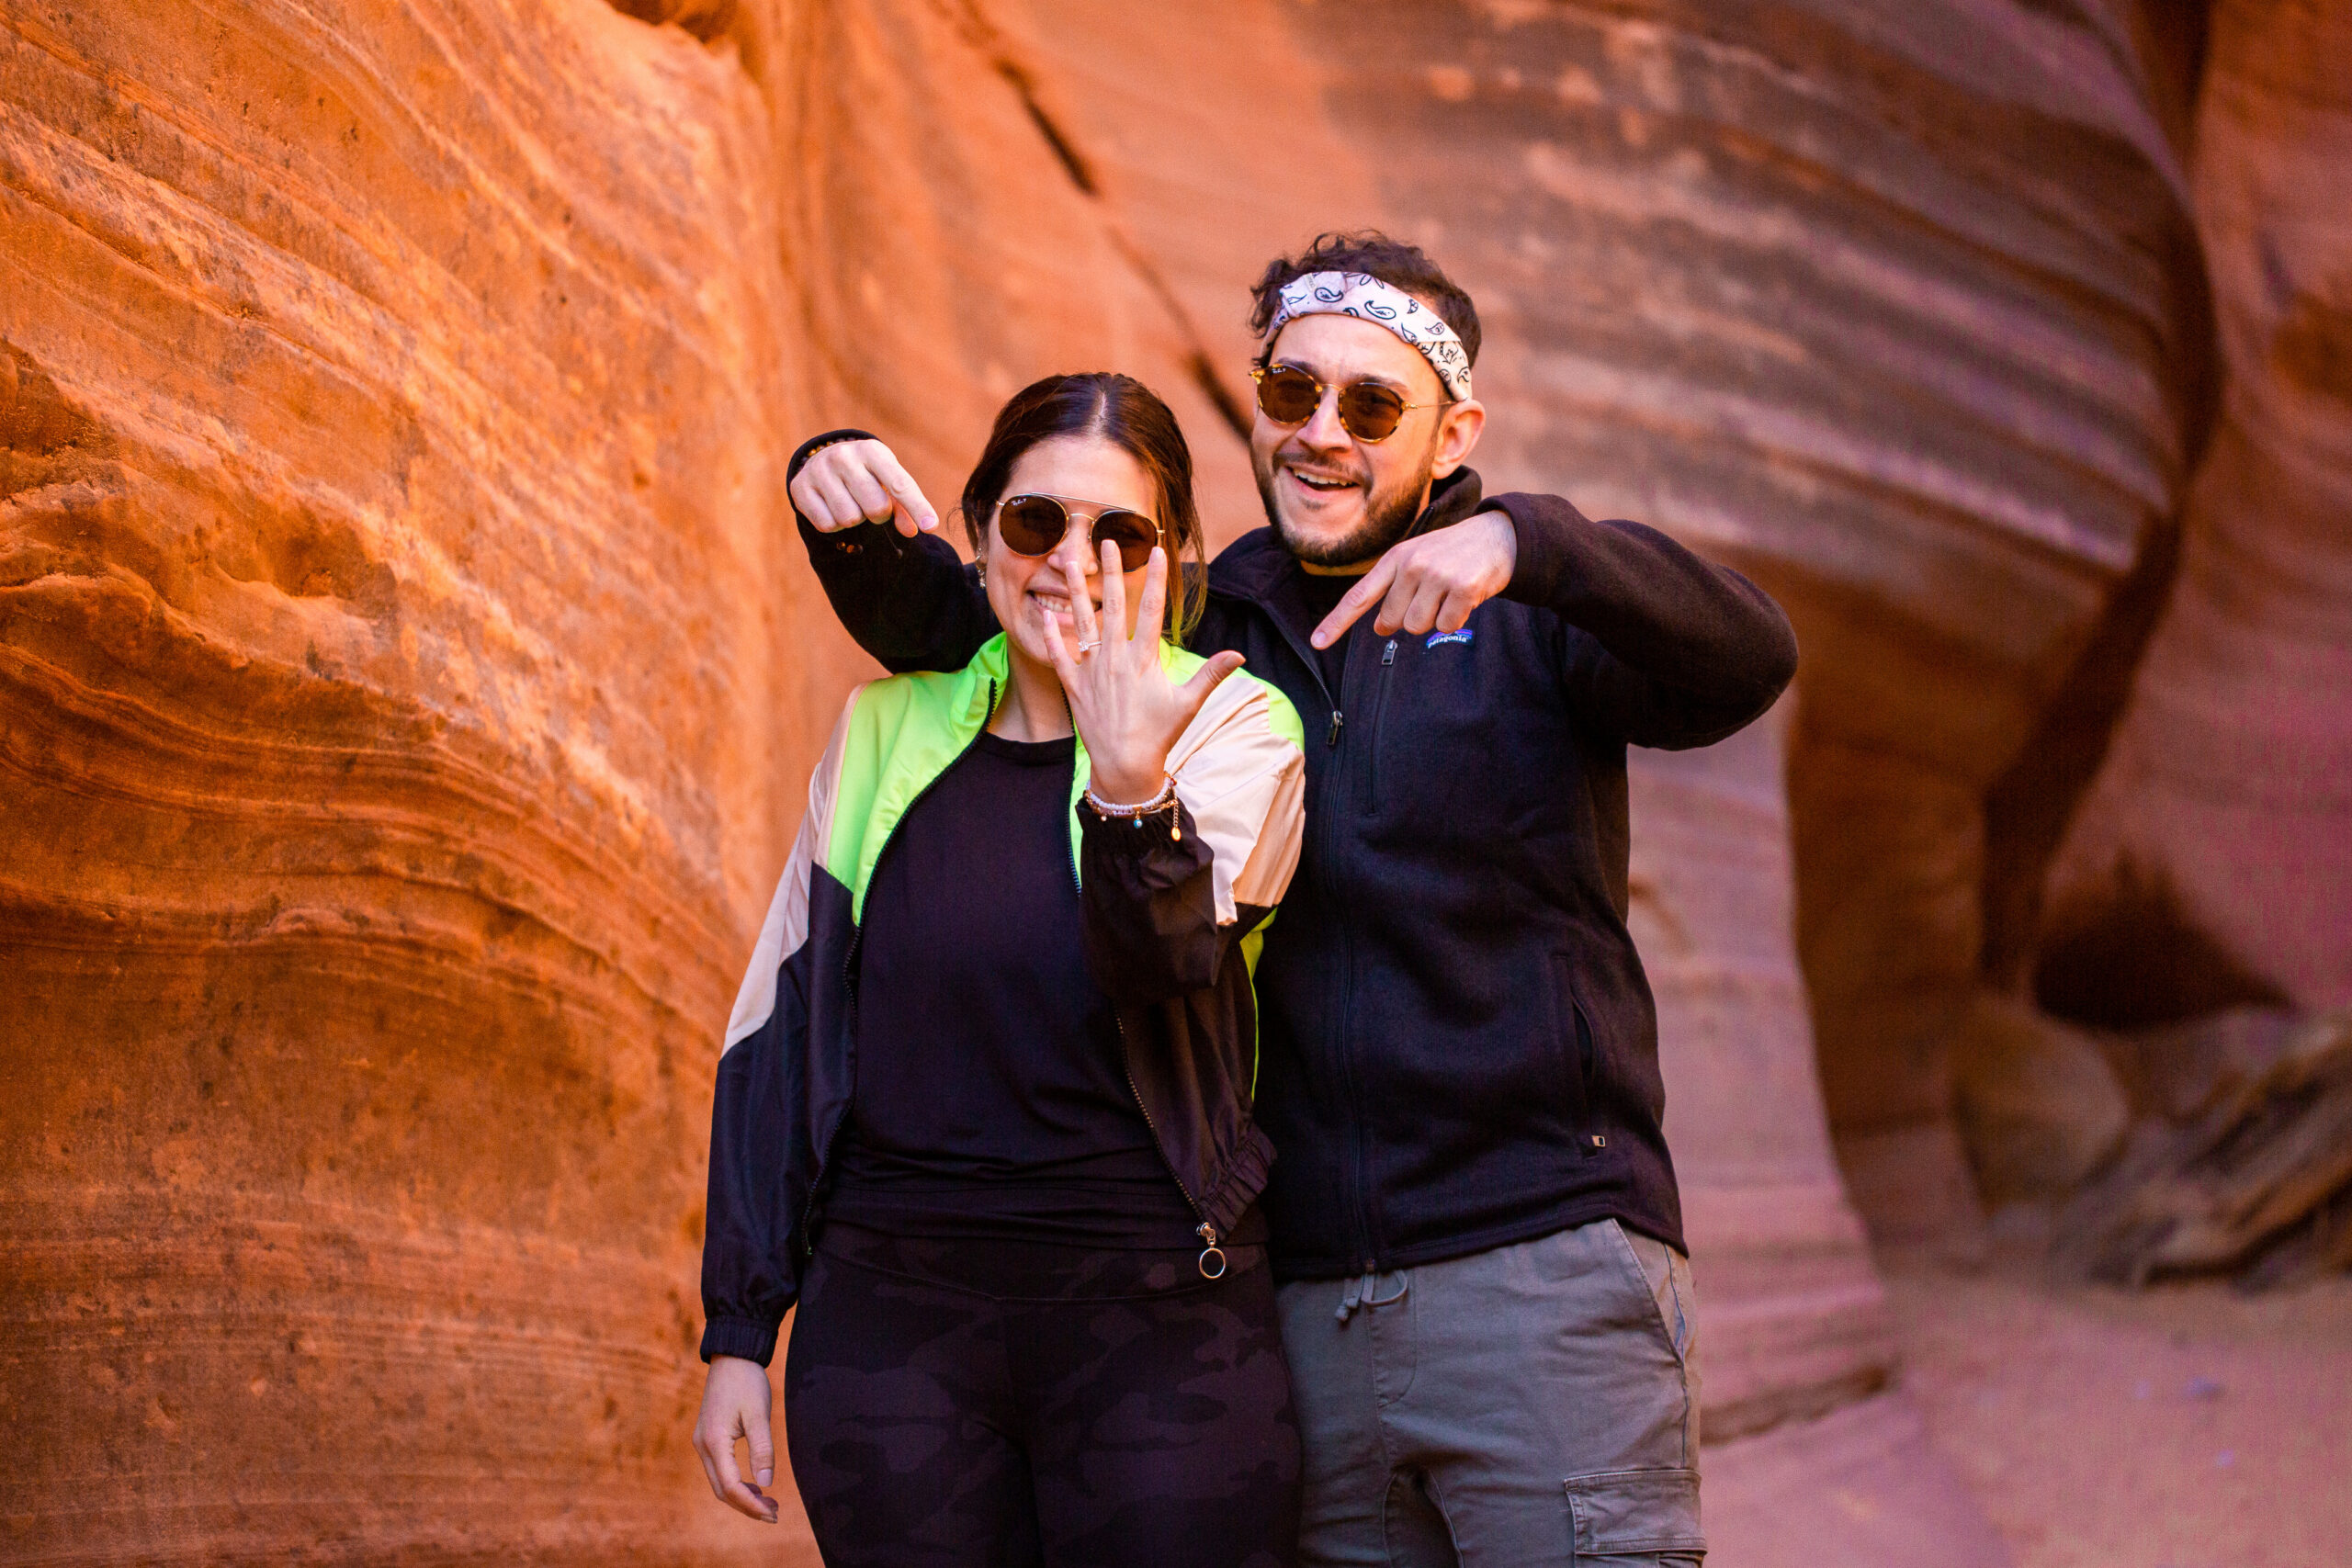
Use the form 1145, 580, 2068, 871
1255, 438, 1439, 570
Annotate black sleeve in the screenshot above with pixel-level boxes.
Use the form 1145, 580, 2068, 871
789, 428, 1000, 674
1076, 802, 1252, 1009
1489, 492, 1800, 749
697, 999, 805, 1366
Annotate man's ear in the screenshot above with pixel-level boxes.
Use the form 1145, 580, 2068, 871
1430, 399, 1487, 479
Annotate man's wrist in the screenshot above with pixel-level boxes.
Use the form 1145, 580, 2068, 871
1485, 507, 1519, 568
1493, 498, 1567, 608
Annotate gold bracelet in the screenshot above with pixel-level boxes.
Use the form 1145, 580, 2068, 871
1084, 776, 1182, 840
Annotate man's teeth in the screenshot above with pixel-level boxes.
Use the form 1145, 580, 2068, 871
1290, 470, 1356, 491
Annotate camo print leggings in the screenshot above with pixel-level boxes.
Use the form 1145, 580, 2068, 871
784, 1224, 1302, 1568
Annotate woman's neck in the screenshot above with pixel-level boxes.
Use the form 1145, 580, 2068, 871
988, 645, 1074, 742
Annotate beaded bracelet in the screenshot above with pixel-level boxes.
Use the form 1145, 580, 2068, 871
1084, 776, 1183, 841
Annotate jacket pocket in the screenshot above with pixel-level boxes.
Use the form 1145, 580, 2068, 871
1561, 1467, 1704, 1558
1549, 954, 1604, 1157
1360, 636, 1399, 810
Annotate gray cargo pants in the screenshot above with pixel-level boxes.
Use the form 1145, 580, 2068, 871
1276, 1218, 1704, 1565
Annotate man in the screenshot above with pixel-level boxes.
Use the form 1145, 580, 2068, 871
782, 232, 1795, 1564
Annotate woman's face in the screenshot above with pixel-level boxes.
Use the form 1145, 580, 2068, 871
984, 434, 1162, 666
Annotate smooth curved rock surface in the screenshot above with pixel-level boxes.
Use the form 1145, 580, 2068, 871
0, 1, 2261, 1562
2041, 0, 2352, 1021
1706, 1392, 2015, 1568
1629, 705, 1895, 1441
0, 1, 826, 1560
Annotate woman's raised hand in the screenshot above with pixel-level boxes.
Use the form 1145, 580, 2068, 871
1041, 543, 1244, 805
789, 437, 939, 536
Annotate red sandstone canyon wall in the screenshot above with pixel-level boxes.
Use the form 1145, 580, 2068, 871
1, 1, 832, 1560
2041, 0, 2352, 1023
6, 0, 2323, 1563
0, 3, 1369, 1561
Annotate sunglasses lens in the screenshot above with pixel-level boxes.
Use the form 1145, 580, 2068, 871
998, 494, 1067, 556
1337, 383, 1408, 442
1255, 366, 1321, 425
1093, 510, 1159, 572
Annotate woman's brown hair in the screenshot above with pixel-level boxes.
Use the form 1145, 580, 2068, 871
959, 373, 1207, 643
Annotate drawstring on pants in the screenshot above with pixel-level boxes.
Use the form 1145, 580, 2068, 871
1334, 1266, 1410, 1322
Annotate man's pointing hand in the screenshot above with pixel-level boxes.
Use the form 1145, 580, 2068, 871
791, 437, 940, 537
1310, 509, 1517, 649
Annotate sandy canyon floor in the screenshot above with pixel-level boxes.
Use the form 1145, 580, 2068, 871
1882, 1247, 2352, 1568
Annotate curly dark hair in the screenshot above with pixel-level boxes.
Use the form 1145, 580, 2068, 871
957, 372, 1207, 642
1247, 231, 1481, 368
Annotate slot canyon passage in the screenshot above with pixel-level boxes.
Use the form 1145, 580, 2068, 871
4, 0, 2347, 1563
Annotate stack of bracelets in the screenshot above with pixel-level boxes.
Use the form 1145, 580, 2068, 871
1084, 777, 1182, 841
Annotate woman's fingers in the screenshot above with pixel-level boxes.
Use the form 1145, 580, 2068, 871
1132, 547, 1168, 648
693, 1420, 728, 1501
1095, 539, 1128, 653
1069, 547, 1102, 657
696, 1413, 775, 1522
1172, 649, 1246, 720
745, 1411, 775, 1492
1040, 607, 1085, 689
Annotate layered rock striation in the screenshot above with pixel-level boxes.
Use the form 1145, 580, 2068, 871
2041, 0, 2352, 1023
0, 1, 829, 1559
3, 0, 2297, 1563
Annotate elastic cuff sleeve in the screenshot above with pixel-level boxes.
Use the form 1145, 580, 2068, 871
786, 427, 878, 487
1078, 796, 1199, 861
699, 1315, 782, 1368
797, 512, 919, 558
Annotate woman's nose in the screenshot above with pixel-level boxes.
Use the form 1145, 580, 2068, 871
1054, 524, 1099, 578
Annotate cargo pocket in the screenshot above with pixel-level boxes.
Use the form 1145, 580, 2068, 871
1563, 1467, 1705, 1561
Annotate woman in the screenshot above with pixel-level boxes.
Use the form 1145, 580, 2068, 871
693, 374, 1308, 1566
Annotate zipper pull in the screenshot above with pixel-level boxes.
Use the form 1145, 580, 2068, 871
1196, 1222, 1227, 1280
1327, 709, 1344, 748
1382, 639, 1396, 665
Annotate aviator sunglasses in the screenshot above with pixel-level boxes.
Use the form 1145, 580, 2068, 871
1251, 363, 1452, 444
994, 493, 1164, 572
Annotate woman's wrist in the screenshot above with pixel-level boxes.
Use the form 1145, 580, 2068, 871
1087, 761, 1170, 807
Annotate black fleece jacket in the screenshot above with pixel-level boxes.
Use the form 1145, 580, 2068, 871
793, 436, 1798, 1275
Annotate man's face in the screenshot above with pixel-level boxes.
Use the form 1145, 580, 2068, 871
1249, 311, 1456, 569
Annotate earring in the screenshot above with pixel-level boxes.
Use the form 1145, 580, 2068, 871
975, 560, 987, 588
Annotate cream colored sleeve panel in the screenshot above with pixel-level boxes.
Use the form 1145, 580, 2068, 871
1227, 740, 1306, 913
722, 689, 861, 1053
1169, 678, 1307, 928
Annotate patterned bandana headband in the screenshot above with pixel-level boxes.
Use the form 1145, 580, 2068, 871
1262, 271, 1474, 401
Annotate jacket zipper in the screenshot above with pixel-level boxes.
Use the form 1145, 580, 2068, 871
1066, 784, 1230, 1275
800, 679, 999, 1258
1230, 578, 1377, 1272
1364, 637, 1397, 808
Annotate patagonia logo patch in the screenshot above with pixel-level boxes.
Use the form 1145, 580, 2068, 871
1426, 628, 1475, 649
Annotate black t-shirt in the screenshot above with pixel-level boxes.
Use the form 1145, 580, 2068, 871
1294, 570, 1360, 695
824, 730, 1207, 1248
